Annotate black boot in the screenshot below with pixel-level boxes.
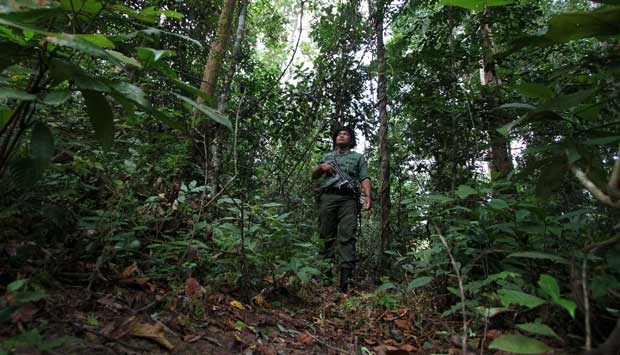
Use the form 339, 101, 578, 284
339, 268, 353, 293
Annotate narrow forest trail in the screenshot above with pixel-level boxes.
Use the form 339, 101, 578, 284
4, 277, 469, 355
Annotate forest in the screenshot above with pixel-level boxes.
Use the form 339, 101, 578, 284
0, 0, 619, 354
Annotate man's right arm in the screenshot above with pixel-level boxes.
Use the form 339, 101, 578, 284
312, 163, 333, 179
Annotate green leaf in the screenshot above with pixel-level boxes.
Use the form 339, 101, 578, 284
428, 193, 453, 203
7, 279, 28, 292
497, 289, 545, 309
14, 290, 47, 303
489, 334, 553, 354
375, 282, 396, 293
60, 0, 103, 14
45, 34, 121, 66
455, 185, 477, 199
407, 276, 433, 290
30, 122, 54, 162
439, 0, 514, 12
585, 136, 620, 145
82, 90, 114, 148
554, 298, 576, 318
538, 274, 560, 301
78, 34, 114, 49
136, 47, 175, 67
498, 102, 537, 110
507, 251, 569, 264
75, 75, 110, 92
515, 83, 553, 100
545, 89, 596, 111
497, 116, 525, 137
139, 6, 184, 20
488, 198, 510, 210
42, 90, 71, 105
1, 329, 42, 348
106, 50, 142, 68
109, 81, 151, 110
0, 87, 36, 100
545, 7, 620, 43
516, 323, 561, 339
174, 94, 232, 130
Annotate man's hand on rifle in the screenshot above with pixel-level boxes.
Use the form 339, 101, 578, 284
319, 163, 334, 174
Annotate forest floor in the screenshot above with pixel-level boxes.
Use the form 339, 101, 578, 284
1, 267, 481, 355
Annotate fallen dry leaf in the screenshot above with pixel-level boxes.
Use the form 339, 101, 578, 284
394, 319, 411, 331
128, 319, 174, 350
225, 318, 237, 330
299, 332, 313, 345
185, 277, 203, 297
230, 299, 245, 310
383, 312, 396, 321
120, 262, 138, 279
399, 344, 417, 352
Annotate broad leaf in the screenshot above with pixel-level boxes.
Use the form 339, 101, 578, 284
175, 94, 232, 130
507, 251, 569, 264
515, 83, 553, 100
7, 279, 28, 292
585, 136, 620, 145
455, 185, 477, 199
75, 75, 110, 92
79, 34, 114, 48
0, 87, 36, 100
82, 90, 114, 148
488, 198, 510, 210
42, 90, 71, 105
137, 47, 175, 67
45, 34, 121, 66
109, 81, 151, 109
30, 122, 54, 162
554, 298, 576, 318
545, 6, 620, 43
516, 323, 560, 339
545, 89, 596, 111
14, 291, 47, 303
407, 276, 433, 290
489, 334, 553, 354
498, 102, 537, 110
106, 50, 142, 68
497, 289, 545, 309
538, 274, 560, 300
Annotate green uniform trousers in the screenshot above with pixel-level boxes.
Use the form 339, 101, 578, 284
318, 193, 358, 270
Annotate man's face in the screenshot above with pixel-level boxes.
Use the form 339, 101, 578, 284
336, 130, 351, 147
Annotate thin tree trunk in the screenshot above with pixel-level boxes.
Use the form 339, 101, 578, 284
371, 0, 391, 265
480, 16, 513, 179
196, 0, 236, 190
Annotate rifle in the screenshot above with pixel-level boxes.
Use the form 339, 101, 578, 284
321, 160, 357, 194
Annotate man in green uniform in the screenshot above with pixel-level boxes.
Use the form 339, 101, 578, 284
311, 127, 372, 292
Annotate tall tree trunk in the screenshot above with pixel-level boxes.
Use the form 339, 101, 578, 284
480, 15, 513, 179
196, 0, 236, 190
371, 0, 391, 265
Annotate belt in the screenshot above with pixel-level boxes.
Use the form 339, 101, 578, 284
322, 187, 356, 196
